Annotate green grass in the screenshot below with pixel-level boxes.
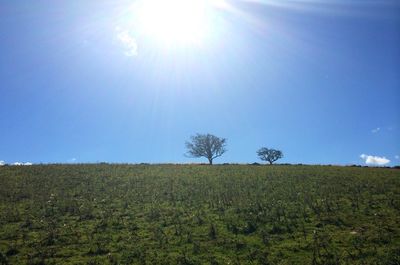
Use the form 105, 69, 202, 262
0, 164, 399, 264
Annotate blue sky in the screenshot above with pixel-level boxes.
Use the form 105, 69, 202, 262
0, 0, 399, 166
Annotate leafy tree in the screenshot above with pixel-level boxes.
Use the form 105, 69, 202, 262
257, 147, 283, 164
185, 133, 227, 165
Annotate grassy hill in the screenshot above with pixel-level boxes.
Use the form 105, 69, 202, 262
0, 164, 399, 264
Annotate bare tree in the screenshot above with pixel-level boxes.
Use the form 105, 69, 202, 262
257, 147, 283, 164
185, 133, 227, 165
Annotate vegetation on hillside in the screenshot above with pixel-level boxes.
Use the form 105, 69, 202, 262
0, 164, 399, 264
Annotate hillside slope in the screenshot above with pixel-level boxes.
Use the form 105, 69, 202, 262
0, 164, 399, 264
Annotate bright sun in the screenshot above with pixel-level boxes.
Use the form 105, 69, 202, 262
136, 0, 211, 45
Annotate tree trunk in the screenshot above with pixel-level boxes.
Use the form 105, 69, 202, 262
208, 158, 213, 165
269, 161, 273, 165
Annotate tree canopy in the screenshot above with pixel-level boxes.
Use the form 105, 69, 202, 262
185, 133, 227, 165
257, 148, 283, 164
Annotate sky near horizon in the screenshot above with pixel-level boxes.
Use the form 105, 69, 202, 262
0, 0, 399, 166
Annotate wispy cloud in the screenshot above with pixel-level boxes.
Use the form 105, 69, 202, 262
0, 160, 4, 166
116, 27, 138, 57
395, 155, 399, 160
371, 127, 380, 133
13, 162, 33, 166
360, 154, 390, 166
69, 158, 77, 163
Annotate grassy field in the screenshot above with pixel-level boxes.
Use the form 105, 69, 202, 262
0, 164, 399, 265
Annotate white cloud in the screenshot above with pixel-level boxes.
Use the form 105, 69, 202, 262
13, 162, 33, 166
371, 127, 380, 133
0, 160, 5, 166
395, 155, 400, 160
360, 154, 390, 166
116, 28, 138, 56
69, 158, 77, 162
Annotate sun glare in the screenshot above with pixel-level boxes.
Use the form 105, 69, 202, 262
136, 0, 211, 45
